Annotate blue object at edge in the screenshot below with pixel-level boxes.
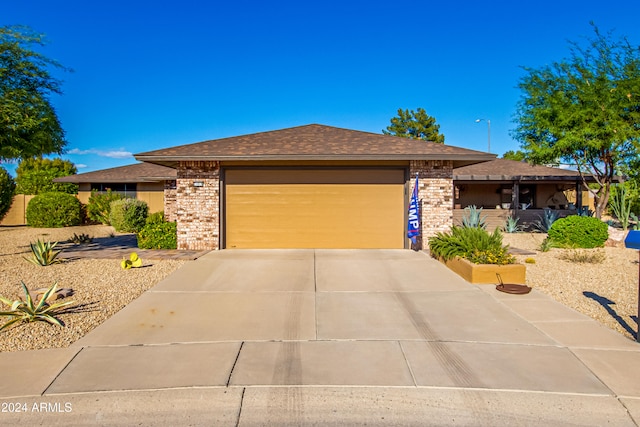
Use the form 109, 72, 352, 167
624, 230, 640, 250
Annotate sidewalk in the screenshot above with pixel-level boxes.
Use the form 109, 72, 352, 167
1, 249, 639, 426
57, 233, 210, 260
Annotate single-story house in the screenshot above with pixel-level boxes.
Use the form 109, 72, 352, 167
131, 124, 495, 250
453, 158, 598, 230
54, 162, 177, 215
50, 126, 609, 245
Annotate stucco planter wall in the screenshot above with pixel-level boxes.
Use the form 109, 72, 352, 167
442, 257, 526, 284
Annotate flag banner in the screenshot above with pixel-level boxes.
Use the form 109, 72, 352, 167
407, 175, 420, 244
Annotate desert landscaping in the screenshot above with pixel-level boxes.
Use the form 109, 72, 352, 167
0, 225, 638, 352
503, 232, 639, 341
0, 225, 185, 352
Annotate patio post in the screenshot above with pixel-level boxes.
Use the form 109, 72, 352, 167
511, 181, 519, 211
576, 179, 583, 209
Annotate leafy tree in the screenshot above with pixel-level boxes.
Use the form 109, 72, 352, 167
86, 190, 124, 225
0, 26, 69, 161
15, 157, 77, 195
501, 150, 526, 161
0, 167, 16, 221
512, 25, 640, 218
383, 108, 445, 143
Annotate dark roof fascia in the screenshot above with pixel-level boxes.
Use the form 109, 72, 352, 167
141, 175, 176, 181
454, 174, 597, 182
134, 154, 496, 164
53, 176, 166, 184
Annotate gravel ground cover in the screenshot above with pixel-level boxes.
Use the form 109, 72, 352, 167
0, 226, 638, 352
502, 232, 639, 341
0, 225, 184, 352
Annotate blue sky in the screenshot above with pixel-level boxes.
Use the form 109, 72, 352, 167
3, 1, 640, 176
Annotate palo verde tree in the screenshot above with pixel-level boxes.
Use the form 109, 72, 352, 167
501, 150, 526, 161
512, 24, 640, 218
0, 25, 69, 161
15, 157, 77, 195
383, 108, 445, 143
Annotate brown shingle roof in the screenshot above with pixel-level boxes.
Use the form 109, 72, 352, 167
134, 124, 495, 167
54, 162, 176, 184
454, 158, 594, 181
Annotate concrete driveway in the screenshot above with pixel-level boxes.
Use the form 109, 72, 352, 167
2, 249, 640, 426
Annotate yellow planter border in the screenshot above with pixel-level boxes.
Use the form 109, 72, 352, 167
441, 257, 526, 284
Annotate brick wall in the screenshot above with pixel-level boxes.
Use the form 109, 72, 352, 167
175, 162, 220, 250
409, 160, 453, 245
164, 180, 177, 222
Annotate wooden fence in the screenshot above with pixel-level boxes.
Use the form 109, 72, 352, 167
0, 195, 35, 226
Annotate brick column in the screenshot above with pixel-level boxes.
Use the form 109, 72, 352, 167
409, 160, 454, 244
175, 161, 220, 250
163, 180, 177, 222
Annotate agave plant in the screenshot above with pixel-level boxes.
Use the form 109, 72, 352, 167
533, 208, 559, 233
576, 207, 594, 217
121, 252, 143, 269
24, 239, 63, 266
503, 215, 521, 233
461, 205, 487, 229
0, 282, 75, 331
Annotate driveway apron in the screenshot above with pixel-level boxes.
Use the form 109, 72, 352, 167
6, 249, 640, 425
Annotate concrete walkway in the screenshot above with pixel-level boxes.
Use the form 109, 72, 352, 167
1, 249, 640, 426
57, 234, 210, 260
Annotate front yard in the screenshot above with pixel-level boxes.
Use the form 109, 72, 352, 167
0, 225, 184, 352
0, 226, 637, 352
503, 233, 639, 340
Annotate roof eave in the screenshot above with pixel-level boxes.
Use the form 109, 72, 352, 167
53, 177, 168, 184
454, 174, 596, 181
135, 154, 496, 164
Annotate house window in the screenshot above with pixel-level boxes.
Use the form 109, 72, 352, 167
90, 183, 137, 198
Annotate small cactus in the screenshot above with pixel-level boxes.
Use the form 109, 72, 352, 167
121, 252, 143, 270
69, 233, 93, 245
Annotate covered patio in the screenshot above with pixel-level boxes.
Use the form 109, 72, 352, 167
453, 159, 596, 230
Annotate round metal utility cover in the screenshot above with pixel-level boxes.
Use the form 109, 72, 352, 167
496, 284, 532, 294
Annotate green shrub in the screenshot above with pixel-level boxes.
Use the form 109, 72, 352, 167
26, 192, 81, 227
428, 226, 514, 264
137, 221, 177, 249
146, 211, 165, 225
0, 167, 16, 221
547, 215, 609, 248
86, 190, 124, 225
109, 198, 149, 233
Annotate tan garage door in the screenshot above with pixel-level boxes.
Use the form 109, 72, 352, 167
224, 169, 405, 249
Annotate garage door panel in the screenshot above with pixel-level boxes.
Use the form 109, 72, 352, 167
226, 169, 404, 185
225, 171, 405, 249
